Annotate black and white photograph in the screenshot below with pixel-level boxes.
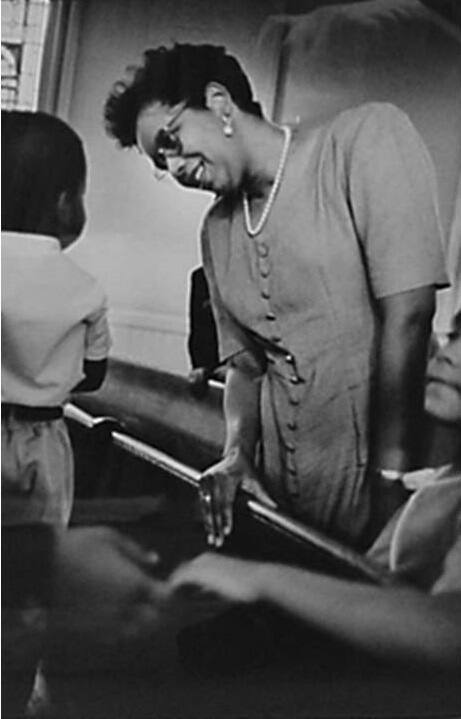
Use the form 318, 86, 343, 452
2, 0, 461, 717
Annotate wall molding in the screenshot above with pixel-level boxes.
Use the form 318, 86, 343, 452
109, 308, 186, 336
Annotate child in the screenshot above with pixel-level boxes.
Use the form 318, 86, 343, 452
1, 110, 111, 526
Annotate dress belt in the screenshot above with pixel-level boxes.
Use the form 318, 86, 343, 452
2, 403, 63, 421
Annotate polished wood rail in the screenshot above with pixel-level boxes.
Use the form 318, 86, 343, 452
65, 395, 393, 586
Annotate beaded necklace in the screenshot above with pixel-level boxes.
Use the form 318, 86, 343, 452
242, 125, 292, 238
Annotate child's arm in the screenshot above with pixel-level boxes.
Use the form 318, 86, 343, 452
72, 359, 107, 393
76, 291, 111, 393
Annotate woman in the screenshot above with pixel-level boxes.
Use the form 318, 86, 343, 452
105, 44, 447, 546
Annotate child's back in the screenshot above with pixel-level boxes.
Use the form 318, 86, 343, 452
1, 111, 111, 526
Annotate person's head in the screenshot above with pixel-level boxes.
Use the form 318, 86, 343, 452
425, 312, 461, 425
104, 43, 264, 194
1, 110, 87, 248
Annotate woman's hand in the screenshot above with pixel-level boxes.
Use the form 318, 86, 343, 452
198, 448, 275, 548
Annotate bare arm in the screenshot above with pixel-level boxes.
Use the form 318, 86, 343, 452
223, 364, 261, 460
257, 565, 461, 670
172, 554, 461, 672
371, 286, 435, 471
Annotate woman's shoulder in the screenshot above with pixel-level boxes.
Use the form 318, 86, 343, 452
332, 101, 411, 133
297, 102, 415, 153
334, 102, 420, 158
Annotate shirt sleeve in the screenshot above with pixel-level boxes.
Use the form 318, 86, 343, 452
431, 533, 461, 594
84, 294, 112, 361
347, 104, 449, 298
201, 218, 265, 376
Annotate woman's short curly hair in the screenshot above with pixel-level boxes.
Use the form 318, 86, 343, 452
104, 43, 263, 147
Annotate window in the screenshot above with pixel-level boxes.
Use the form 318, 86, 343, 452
1, 0, 50, 110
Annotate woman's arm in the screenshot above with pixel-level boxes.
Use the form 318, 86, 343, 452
370, 286, 435, 471
223, 364, 261, 459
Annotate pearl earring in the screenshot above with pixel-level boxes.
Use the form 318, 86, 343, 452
223, 115, 233, 137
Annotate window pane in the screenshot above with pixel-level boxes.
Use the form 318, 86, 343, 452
1, 0, 50, 110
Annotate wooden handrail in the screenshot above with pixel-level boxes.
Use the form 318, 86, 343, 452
65, 402, 392, 586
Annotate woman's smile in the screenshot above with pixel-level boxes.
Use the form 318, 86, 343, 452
174, 158, 209, 189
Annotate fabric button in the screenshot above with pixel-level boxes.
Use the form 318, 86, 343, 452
289, 375, 300, 384
287, 421, 297, 431
285, 354, 294, 364
266, 312, 276, 321
260, 268, 270, 278
285, 442, 296, 452
261, 290, 270, 300
289, 396, 300, 405
257, 243, 269, 257
271, 335, 282, 343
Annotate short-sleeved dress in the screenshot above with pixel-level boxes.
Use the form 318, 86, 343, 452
202, 103, 448, 543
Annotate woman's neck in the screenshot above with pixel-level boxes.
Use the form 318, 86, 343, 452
239, 117, 290, 199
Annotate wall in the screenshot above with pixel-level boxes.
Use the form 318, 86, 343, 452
65, 0, 285, 373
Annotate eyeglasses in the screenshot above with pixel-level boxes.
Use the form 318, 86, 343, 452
151, 126, 183, 171
138, 104, 186, 173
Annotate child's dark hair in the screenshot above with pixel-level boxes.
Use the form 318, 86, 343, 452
1, 110, 86, 233
104, 43, 263, 148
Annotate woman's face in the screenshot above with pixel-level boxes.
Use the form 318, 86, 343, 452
425, 326, 461, 424
136, 102, 245, 195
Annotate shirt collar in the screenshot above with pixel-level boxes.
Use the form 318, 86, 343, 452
1, 231, 61, 255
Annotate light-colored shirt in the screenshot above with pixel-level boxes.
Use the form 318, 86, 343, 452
368, 467, 461, 594
202, 103, 448, 543
2, 232, 111, 406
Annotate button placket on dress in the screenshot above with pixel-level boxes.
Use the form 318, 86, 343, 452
253, 235, 302, 498
284, 350, 306, 496
254, 238, 279, 330
284, 389, 301, 495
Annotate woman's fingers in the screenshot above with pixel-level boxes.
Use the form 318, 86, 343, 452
198, 458, 272, 548
199, 475, 225, 547
212, 480, 226, 548
223, 497, 233, 537
199, 471, 237, 548
198, 480, 217, 546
